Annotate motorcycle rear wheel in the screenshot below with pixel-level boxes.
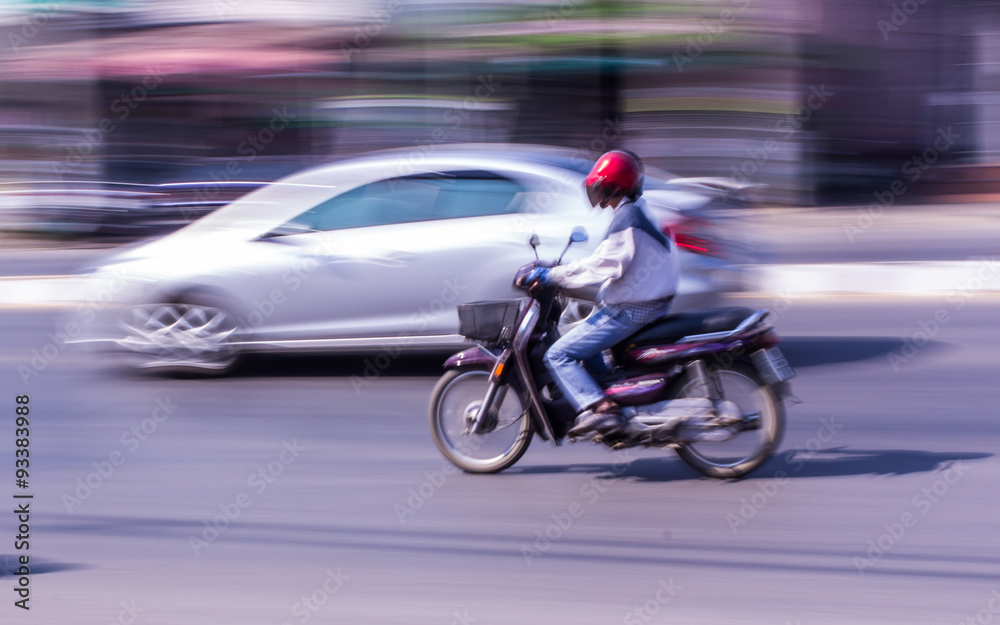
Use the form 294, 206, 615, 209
673, 362, 785, 479
429, 367, 534, 474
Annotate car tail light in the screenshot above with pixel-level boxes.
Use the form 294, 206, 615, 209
663, 214, 723, 258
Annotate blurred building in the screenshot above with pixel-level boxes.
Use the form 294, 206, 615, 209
1, 0, 999, 214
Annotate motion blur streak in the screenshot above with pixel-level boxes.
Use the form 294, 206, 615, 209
2, 1, 1000, 624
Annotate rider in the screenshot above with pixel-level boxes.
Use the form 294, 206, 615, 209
527, 150, 679, 439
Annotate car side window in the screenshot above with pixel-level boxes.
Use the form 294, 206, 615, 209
276, 171, 526, 234
281, 178, 440, 232
430, 173, 526, 219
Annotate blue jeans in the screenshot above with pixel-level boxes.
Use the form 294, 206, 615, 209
544, 300, 673, 413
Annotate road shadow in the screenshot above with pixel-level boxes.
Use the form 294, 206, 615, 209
0, 556, 88, 578
511, 448, 991, 482
508, 460, 701, 481
236, 353, 451, 378
779, 336, 950, 369
113, 352, 453, 380
116, 335, 948, 378
759, 447, 991, 478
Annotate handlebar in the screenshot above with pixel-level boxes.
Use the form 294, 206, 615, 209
514, 228, 588, 292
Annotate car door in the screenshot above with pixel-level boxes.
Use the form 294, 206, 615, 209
245, 171, 538, 344
397, 167, 613, 335
239, 175, 437, 343
380, 171, 540, 337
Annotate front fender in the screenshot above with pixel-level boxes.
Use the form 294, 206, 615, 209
443, 347, 497, 370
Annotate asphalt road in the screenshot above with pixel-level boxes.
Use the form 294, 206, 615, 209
0, 295, 998, 624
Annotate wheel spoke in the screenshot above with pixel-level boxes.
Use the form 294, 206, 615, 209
430, 370, 532, 473
491, 407, 531, 432
116, 302, 239, 369
675, 365, 783, 477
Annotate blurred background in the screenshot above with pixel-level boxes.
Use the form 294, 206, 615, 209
1, 0, 998, 237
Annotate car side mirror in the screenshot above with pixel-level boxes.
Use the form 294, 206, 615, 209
528, 233, 540, 260
259, 223, 313, 239
557, 227, 589, 264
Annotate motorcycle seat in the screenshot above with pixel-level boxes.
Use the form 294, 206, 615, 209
624, 307, 756, 346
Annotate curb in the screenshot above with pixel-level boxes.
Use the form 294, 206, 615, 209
746, 260, 1000, 296
0, 276, 86, 308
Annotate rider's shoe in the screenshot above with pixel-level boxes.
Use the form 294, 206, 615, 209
568, 403, 624, 439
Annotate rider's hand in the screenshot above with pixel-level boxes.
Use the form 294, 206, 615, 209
524, 267, 550, 287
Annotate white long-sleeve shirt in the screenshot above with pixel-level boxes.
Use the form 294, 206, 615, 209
548, 197, 678, 305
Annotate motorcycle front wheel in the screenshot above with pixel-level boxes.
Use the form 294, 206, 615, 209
674, 362, 785, 479
429, 366, 534, 474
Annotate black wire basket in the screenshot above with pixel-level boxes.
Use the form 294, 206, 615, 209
457, 300, 523, 343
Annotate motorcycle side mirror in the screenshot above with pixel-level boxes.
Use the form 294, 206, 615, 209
556, 226, 590, 265
528, 233, 540, 260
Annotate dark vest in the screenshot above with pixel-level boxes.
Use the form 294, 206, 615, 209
606, 200, 671, 251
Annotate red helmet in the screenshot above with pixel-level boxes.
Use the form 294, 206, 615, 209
584, 150, 644, 208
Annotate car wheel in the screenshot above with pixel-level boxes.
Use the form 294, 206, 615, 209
117, 293, 242, 375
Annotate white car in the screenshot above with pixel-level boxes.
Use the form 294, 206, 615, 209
76, 145, 744, 373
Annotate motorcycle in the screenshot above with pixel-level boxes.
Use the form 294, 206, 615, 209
428, 228, 796, 479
